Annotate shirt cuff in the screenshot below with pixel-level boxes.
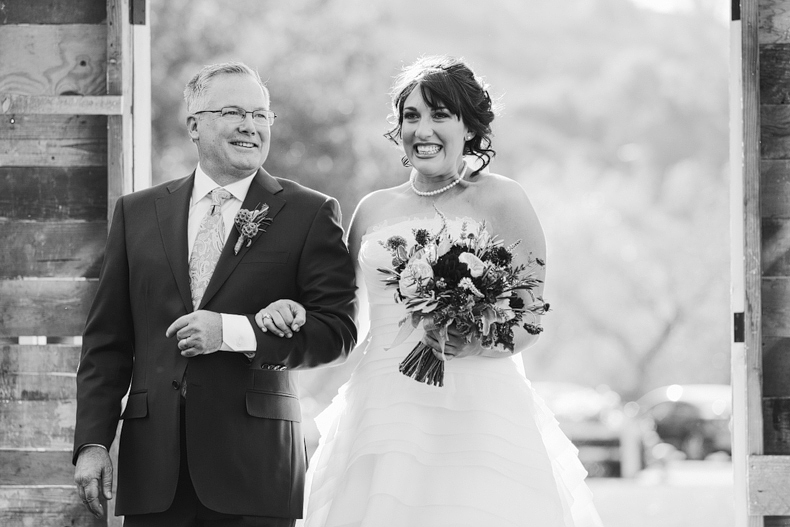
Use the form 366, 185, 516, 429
79, 443, 108, 453
221, 313, 257, 358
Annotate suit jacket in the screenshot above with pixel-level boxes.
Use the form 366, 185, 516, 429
73, 168, 357, 518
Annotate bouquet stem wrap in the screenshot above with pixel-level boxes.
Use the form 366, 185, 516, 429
398, 343, 445, 387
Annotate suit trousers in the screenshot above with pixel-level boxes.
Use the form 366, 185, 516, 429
123, 402, 296, 527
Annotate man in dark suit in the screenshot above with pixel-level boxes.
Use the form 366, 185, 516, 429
73, 61, 357, 526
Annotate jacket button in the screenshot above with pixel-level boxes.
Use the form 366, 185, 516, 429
172, 380, 180, 390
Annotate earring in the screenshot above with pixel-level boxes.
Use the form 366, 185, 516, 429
466, 134, 474, 141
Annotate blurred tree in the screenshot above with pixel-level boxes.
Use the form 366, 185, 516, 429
149, 0, 729, 413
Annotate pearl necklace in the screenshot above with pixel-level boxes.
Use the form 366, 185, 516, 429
410, 162, 467, 197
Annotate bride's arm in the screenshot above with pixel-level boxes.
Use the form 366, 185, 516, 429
484, 175, 547, 357
345, 193, 380, 345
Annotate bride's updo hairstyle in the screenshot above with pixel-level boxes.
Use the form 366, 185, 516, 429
384, 55, 497, 174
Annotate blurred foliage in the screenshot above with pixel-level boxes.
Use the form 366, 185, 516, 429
150, 0, 729, 417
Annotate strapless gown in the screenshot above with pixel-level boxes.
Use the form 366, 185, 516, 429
301, 215, 604, 527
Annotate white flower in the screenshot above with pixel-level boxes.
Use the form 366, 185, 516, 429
399, 258, 434, 298
459, 252, 486, 277
495, 297, 516, 321
458, 277, 484, 297
437, 235, 453, 257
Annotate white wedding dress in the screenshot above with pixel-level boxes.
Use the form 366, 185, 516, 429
302, 215, 604, 527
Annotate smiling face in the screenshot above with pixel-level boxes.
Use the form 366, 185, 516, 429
187, 73, 271, 184
401, 86, 469, 182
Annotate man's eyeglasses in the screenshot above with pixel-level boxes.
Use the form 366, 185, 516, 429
193, 107, 277, 126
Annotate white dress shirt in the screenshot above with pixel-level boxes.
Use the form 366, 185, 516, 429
189, 165, 257, 352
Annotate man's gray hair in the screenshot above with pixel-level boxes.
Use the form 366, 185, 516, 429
184, 61, 269, 113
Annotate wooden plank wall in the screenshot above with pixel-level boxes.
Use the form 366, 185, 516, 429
0, 1, 116, 525
751, 0, 790, 524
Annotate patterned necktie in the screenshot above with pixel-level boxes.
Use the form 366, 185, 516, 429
189, 188, 232, 310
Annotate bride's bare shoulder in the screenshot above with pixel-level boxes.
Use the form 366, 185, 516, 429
348, 184, 411, 244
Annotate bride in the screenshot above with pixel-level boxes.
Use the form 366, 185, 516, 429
260, 55, 603, 527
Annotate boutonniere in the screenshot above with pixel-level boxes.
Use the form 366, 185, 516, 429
233, 203, 272, 255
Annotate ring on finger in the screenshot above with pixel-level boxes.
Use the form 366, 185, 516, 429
261, 313, 272, 322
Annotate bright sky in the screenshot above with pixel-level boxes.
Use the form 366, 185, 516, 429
629, 0, 729, 23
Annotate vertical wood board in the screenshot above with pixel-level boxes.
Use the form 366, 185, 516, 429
0, 25, 106, 96
106, 0, 134, 217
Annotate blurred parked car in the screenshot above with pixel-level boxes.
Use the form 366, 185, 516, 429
533, 382, 625, 477
631, 384, 732, 462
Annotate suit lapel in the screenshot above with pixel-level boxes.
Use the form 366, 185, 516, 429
156, 174, 194, 314
198, 168, 286, 309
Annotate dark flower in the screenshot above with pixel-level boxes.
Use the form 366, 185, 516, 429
384, 235, 408, 252
413, 228, 432, 246
486, 246, 513, 266
509, 295, 525, 310
432, 246, 472, 288
524, 323, 544, 335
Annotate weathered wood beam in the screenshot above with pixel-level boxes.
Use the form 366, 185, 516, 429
0, 222, 106, 279
0, 25, 106, 97
0, 450, 74, 485
0, 95, 123, 115
0, 280, 98, 337
0, 485, 103, 526
0, 167, 107, 221
762, 160, 790, 218
763, 104, 790, 158
761, 44, 790, 104
0, 400, 76, 449
749, 455, 790, 515
760, 0, 790, 45
0, 0, 106, 25
0, 115, 107, 166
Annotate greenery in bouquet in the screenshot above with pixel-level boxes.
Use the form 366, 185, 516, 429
378, 211, 549, 387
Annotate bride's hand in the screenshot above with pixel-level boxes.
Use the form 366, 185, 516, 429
255, 299, 306, 338
422, 325, 483, 361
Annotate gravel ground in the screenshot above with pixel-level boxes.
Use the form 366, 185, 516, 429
587, 461, 734, 527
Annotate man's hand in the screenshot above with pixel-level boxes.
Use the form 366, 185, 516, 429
255, 299, 307, 338
74, 445, 113, 519
166, 310, 223, 357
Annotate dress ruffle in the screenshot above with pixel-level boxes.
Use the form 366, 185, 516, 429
300, 216, 603, 527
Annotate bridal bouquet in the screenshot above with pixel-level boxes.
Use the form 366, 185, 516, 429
378, 212, 549, 387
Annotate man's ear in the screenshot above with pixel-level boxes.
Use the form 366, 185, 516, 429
186, 115, 199, 142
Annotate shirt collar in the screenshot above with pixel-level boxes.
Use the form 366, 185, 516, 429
193, 164, 257, 204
